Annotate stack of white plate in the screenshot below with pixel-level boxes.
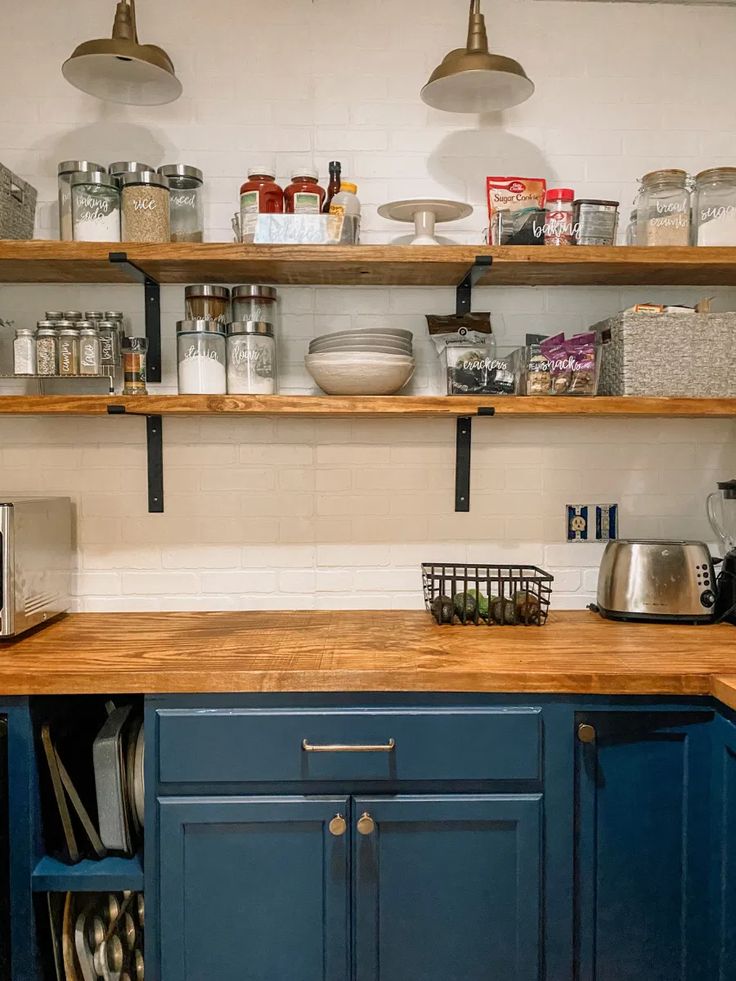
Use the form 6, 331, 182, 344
305, 328, 415, 396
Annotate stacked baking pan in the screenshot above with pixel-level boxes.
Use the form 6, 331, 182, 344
305, 328, 415, 395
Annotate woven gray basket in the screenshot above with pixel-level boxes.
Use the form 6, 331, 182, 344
0, 164, 36, 239
592, 310, 736, 397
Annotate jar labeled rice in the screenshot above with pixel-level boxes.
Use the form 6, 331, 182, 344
121, 171, 171, 243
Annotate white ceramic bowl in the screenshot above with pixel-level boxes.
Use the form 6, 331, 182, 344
305, 353, 415, 395
309, 343, 411, 356
313, 327, 414, 344
310, 338, 412, 354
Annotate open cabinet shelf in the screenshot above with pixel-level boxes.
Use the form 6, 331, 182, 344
31, 853, 144, 893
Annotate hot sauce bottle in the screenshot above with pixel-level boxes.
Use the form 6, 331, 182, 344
284, 168, 325, 214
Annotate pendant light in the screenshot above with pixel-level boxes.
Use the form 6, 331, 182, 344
421, 0, 533, 113
62, 0, 182, 106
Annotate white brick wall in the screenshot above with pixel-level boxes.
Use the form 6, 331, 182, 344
1, 0, 736, 611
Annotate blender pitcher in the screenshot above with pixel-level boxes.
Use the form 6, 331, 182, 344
707, 479, 736, 555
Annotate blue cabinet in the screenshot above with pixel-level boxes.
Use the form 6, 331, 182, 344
158, 796, 350, 981
574, 710, 713, 981
713, 712, 736, 981
353, 794, 542, 981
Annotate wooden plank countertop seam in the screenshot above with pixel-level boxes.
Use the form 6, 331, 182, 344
0, 611, 735, 703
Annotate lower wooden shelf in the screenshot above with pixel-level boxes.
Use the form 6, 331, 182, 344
32, 853, 144, 892
0, 394, 734, 417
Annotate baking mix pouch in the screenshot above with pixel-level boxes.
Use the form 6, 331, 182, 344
486, 176, 546, 245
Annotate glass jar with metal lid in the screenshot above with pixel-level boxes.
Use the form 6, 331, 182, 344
232, 285, 278, 327
109, 162, 155, 180
635, 170, 690, 246
184, 285, 230, 324
693, 168, 736, 246
62, 311, 83, 322
57, 160, 105, 240
120, 171, 170, 243
71, 171, 121, 242
58, 327, 80, 376
227, 322, 276, 395
177, 320, 227, 394
13, 328, 35, 376
79, 326, 101, 376
158, 165, 204, 242
36, 324, 59, 376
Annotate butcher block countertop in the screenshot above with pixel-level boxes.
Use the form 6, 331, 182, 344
0, 611, 735, 707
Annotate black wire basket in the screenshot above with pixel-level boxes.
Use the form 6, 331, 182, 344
422, 563, 554, 626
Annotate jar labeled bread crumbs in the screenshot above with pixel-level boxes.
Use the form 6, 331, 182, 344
121, 172, 171, 243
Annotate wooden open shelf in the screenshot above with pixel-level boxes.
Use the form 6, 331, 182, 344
0, 395, 734, 417
2, 241, 736, 287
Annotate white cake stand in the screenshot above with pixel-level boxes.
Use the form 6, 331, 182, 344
378, 199, 473, 245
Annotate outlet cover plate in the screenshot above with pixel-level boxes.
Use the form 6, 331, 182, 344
566, 503, 619, 542
566, 505, 589, 541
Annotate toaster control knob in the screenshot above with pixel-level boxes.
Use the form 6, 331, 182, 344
701, 590, 716, 608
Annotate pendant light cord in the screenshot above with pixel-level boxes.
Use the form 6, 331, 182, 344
466, 0, 488, 52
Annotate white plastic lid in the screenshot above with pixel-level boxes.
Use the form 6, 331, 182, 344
291, 166, 318, 181
249, 164, 276, 179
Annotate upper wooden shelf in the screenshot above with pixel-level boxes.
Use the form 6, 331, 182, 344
0, 395, 734, 417
2, 241, 736, 287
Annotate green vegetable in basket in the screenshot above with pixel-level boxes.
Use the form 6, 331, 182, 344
453, 590, 477, 622
430, 594, 454, 624
466, 588, 489, 620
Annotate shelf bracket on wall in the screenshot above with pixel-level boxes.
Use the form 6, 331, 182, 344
455, 407, 495, 512
107, 406, 164, 513
456, 255, 493, 316
108, 252, 162, 384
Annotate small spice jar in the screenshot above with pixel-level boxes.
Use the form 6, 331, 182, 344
121, 172, 170, 243
79, 326, 101, 376
693, 168, 736, 246
57, 160, 105, 240
544, 188, 575, 246
85, 311, 105, 323
13, 328, 36, 376
239, 167, 284, 243
62, 311, 83, 322
45, 311, 64, 323
58, 328, 80, 376
71, 171, 121, 242
573, 199, 619, 246
232, 285, 278, 327
227, 322, 276, 395
636, 170, 691, 247
36, 325, 59, 376
177, 320, 227, 395
122, 337, 148, 394
98, 320, 118, 389
184, 285, 231, 324
159, 164, 204, 242
284, 168, 325, 214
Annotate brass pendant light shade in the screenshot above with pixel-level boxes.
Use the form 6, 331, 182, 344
421, 0, 533, 113
62, 0, 182, 106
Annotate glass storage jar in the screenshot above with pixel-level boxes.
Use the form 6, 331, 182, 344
159, 164, 204, 242
693, 168, 736, 246
79, 326, 101, 375
635, 170, 690, 246
58, 328, 80, 376
227, 322, 276, 395
231, 286, 278, 327
97, 320, 118, 389
177, 320, 227, 394
13, 328, 35, 376
71, 172, 121, 242
120, 172, 170, 243
36, 325, 58, 376
57, 160, 105, 240
184, 285, 230, 324
109, 161, 155, 181
122, 337, 148, 395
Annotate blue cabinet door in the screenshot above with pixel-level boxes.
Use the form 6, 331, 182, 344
353, 794, 542, 981
575, 711, 712, 981
158, 796, 349, 981
713, 713, 736, 981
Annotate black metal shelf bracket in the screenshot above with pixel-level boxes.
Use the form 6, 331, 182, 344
455, 407, 496, 512
456, 255, 493, 316
107, 406, 164, 513
108, 252, 161, 384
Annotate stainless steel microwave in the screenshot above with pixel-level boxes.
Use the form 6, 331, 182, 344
0, 498, 73, 638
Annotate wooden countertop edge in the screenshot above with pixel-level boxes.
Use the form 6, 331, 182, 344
711, 676, 736, 712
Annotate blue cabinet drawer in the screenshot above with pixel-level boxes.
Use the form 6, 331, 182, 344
157, 706, 542, 785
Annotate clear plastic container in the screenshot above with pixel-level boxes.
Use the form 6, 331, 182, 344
328, 181, 361, 244
444, 338, 518, 395
159, 164, 204, 242
543, 188, 574, 246
177, 320, 227, 394
636, 170, 690, 246
694, 168, 736, 246
71, 171, 120, 242
227, 322, 276, 395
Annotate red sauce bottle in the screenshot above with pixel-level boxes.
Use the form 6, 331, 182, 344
239, 167, 283, 242
284, 168, 325, 214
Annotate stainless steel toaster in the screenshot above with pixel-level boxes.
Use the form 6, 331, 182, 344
595, 539, 716, 623
0, 498, 73, 638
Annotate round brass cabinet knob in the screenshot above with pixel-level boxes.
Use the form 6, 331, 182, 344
357, 812, 376, 836
577, 723, 597, 744
329, 814, 347, 837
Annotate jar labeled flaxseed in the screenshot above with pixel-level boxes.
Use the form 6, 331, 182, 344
121, 171, 171, 243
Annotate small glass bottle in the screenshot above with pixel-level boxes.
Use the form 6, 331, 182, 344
36, 325, 59, 376
123, 337, 148, 395
227, 322, 276, 395
239, 167, 284, 244
693, 168, 736, 246
58, 328, 80, 376
79, 327, 101, 375
323, 160, 342, 213
176, 320, 227, 395
13, 328, 36, 376
284, 169, 325, 214
158, 164, 204, 242
98, 320, 118, 391
544, 188, 575, 246
636, 170, 690, 247
71, 171, 121, 242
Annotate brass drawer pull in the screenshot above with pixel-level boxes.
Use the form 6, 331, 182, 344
329, 814, 347, 837
357, 812, 376, 835
302, 738, 395, 753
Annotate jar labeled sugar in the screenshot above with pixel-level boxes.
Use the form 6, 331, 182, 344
694, 168, 736, 246
121, 171, 171, 243
177, 320, 227, 395
227, 322, 276, 395
71, 171, 121, 242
